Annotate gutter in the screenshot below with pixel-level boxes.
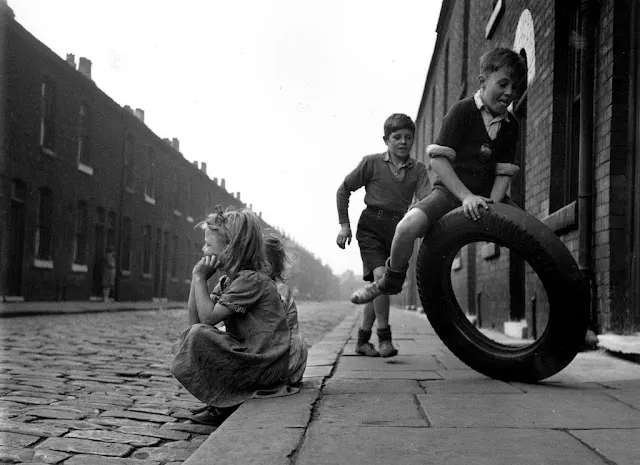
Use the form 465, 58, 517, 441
578, 0, 597, 332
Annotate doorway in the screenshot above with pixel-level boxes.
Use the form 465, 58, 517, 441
7, 180, 26, 296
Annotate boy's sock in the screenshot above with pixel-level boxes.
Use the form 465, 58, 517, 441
355, 328, 380, 357
377, 325, 398, 358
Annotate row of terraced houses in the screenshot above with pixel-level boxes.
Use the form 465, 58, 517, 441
400, 0, 640, 335
0, 2, 339, 303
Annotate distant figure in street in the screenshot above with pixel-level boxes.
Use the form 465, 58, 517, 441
102, 247, 116, 303
171, 206, 295, 426
336, 113, 430, 357
350, 47, 526, 305
264, 233, 308, 385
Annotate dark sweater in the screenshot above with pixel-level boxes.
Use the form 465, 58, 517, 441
432, 97, 519, 198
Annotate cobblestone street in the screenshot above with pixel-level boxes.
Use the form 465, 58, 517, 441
0, 301, 356, 464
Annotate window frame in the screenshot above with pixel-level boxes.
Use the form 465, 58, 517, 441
39, 77, 56, 155
34, 188, 54, 262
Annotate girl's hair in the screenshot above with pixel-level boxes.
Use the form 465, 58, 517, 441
196, 206, 268, 279
383, 113, 415, 139
479, 47, 527, 86
264, 233, 292, 282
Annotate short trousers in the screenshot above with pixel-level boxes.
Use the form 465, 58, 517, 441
356, 208, 403, 282
412, 188, 519, 227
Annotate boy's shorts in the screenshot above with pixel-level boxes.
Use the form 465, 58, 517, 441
412, 188, 519, 224
356, 207, 403, 282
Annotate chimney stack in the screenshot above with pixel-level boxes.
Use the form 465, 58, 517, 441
66, 53, 76, 69
134, 108, 145, 122
213, 177, 218, 185
162, 138, 170, 145
192, 160, 198, 168
236, 192, 241, 201
221, 178, 226, 190
123, 105, 133, 113
171, 138, 180, 151
200, 162, 207, 174
78, 57, 92, 79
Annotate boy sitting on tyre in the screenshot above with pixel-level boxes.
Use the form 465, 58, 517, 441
351, 47, 526, 305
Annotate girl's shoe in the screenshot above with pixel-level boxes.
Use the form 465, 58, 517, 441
189, 404, 209, 415
185, 406, 238, 426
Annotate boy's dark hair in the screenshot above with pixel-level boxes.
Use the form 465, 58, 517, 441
479, 47, 527, 87
383, 113, 415, 140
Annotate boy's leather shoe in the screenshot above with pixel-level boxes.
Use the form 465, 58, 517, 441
355, 341, 380, 357
351, 282, 382, 304
378, 340, 398, 358
377, 326, 398, 358
350, 259, 407, 304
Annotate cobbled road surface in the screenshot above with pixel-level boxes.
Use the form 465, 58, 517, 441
0, 300, 356, 464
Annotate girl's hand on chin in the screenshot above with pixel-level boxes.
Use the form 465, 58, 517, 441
192, 255, 221, 280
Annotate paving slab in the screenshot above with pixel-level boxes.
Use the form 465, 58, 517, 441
222, 391, 318, 429
295, 425, 605, 465
569, 429, 640, 465
417, 392, 640, 428
183, 426, 304, 465
323, 378, 424, 395
336, 355, 442, 371
333, 369, 442, 380
37, 437, 134, 456
64, 455, 162, 465
314, 394, 428, 427
419, 378, 522, 394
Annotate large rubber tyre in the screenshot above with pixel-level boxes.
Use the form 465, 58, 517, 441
416, 203, 590, 382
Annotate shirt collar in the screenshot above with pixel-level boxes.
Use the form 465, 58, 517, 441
474, 89, 511, 123
383, 151, 413, 168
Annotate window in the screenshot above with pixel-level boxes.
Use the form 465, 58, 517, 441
142, 225, 152, 274
77, 102, 92, 167
73, 201, 88, 264
120, 217, 132, 272
145, 147, 156, 199
40, 78, 56, 153
34, 188, 54, 260
550, 2, 581, 212
107, 211, 116, 250
124, 134, 134, 190
171, 235, 179, 278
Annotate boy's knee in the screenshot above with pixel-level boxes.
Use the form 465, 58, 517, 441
395, 210, 429, 240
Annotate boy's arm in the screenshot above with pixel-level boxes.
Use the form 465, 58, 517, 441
336, 157, 370, 248
490, 174, 514, 203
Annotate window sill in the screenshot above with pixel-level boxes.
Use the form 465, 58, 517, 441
120, 269, 132, 277
144, 194, 156, 205
78, 163, 94, 176
171, 277, 179, 283
41, 147, 56, 158
142, 273, 152, 280
125, 187, 135, 195
34, 258, 54, 269
72, 263, 88, 273
482, 243, 500, 260
184, 278, 191, 285
542, 201, 577, 234
186, 216, 194, 223
173, 210, 182, 218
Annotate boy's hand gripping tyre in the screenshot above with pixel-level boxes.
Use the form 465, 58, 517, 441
415, 203, 590, 382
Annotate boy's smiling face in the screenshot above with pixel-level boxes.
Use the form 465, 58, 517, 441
478, 66, 519, 115
384, 128, 414, 160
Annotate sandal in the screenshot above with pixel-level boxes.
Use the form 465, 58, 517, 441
185, 406, 238, 426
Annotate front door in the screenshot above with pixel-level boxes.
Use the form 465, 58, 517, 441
7, 181, 26, 296
92, 208, 106, 297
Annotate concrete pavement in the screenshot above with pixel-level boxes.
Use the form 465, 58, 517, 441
185, 308, 640, 465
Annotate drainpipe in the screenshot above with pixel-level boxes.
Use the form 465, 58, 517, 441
578, 0, 597, 332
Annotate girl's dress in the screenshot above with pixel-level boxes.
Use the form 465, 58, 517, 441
276, 282, 308, 384
171, 270, 290, 408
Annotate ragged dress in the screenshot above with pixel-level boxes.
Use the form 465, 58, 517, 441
171, 270, 290, 408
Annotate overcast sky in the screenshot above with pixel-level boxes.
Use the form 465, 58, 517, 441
12, 0, 441, 276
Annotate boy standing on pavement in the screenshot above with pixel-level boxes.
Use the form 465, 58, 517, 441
336, 113, 430, 357
351, 48, 526, 305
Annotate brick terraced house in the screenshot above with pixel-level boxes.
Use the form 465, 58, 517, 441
403, 0, 640, 335
0, 3, 337, 302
